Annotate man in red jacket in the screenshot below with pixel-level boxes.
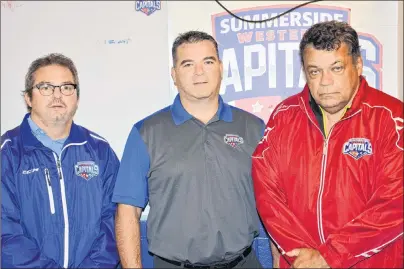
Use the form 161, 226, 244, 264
252, 20, 403, 268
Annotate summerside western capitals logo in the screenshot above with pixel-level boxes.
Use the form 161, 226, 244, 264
212, 4, 382, 123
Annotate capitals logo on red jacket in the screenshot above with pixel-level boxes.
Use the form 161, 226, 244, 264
343, 138, 373, 160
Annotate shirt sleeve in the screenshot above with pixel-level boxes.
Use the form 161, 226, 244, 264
112, 123, 150, 208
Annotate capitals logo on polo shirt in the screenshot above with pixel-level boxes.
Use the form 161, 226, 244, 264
224, 134, 244, 148
343, 138, 373, 160
212, 4, 382, 123
75, 161, 99, 180
135, 0, 161, 16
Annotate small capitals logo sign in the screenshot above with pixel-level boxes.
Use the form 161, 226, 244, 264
224, 134, 244, 148
135, 0, 161, 16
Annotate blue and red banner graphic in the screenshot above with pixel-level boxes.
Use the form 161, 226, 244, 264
212, 4, 382, 122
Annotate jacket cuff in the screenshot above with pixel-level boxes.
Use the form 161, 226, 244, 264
318, 242, 343, 268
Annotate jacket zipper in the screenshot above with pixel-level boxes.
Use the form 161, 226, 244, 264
316, 111, 362, 243
301, 97, 362, 243
53, 152, 69, 268
300, 104, 329, 243
47, 141, 87, 268
317, 132, 332, 243
44, 168, 55, 214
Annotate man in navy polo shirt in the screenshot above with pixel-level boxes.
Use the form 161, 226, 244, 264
113, 31, 267, 268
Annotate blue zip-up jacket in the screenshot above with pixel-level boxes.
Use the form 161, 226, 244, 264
1, 114, 120, 268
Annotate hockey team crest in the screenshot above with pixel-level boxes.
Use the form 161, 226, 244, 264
75, 161, 99, 180
135, 0, 161, 16
224, 134, 244, 148
343, 138, 373, 160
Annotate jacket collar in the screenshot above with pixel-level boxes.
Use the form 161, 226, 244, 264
21, 113, 87, 151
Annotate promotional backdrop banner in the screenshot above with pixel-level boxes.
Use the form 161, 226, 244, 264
212, 4, 382, 123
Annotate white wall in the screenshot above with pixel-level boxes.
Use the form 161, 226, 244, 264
1, 1, 171, 158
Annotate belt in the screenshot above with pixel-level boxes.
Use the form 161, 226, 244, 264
158, 245, 252, 269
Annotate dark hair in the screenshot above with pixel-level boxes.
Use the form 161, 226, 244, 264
172, 30, 219, 66
23, 53, 80, 111
299, 20, 361, 66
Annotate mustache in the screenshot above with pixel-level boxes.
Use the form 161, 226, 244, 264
47, 98, 66, 107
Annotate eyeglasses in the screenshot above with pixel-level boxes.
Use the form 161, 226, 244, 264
33, 83, 77, 96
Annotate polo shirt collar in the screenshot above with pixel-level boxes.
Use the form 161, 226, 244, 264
170, 94, 233, 125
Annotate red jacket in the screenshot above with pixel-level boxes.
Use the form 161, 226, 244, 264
252, 78, 403, 268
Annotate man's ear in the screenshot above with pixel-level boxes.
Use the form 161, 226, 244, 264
171, 67, 177, 86
24, 92, 32, 109
301, 64, 309, 83
355, 56, 363, 77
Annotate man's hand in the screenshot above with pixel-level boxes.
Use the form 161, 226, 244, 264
286, 248, 329, 268
270, 241, 280, 268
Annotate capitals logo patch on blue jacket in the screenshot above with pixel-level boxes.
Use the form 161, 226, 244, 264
75, 161, 99, 180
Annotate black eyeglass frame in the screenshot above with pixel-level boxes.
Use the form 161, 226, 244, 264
33, 83, 77, 96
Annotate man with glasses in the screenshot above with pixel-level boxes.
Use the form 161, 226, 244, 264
1, 53, 120, 268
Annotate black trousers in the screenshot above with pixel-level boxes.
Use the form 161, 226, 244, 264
154, 249, 263, 269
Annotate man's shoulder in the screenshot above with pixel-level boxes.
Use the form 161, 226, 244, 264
1, 125, 22, 151
133, 105, 172, 131
75, 125, 110, 145
362, 87, 403, 117
229, 105, 265, 126
76, 126, 120, 165
74, 125, 118, 157
269, 94, 302, 122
